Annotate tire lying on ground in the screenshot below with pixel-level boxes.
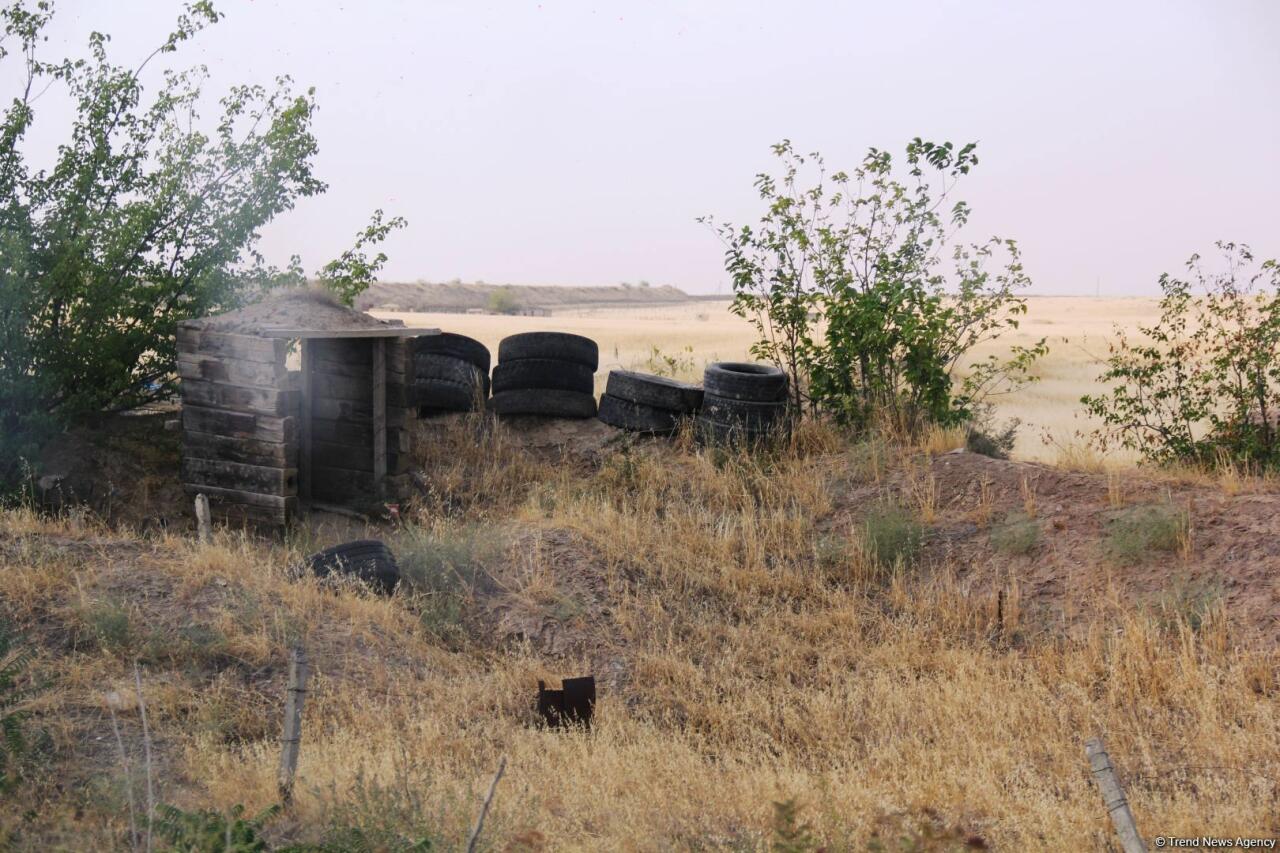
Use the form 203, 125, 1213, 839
596, 370, 702, 435
488, 388, 598, 418
702, 361, 788, 402
498, 332, 599, 371
411, 353, 488, 413
411, 332, 491, 373
603, 370, 703, 412
491, 358, 594, 395
305, 540, 400, 594
597, 394, 683, 434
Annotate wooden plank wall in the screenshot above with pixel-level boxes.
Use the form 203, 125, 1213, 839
177, 326, 299, 525
307, 338, 412, 505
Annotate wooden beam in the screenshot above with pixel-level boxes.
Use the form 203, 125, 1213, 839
182, 484, 296, 524
182, 457, 297, 494
178, 352, 288, 389
182, 406, 295, 443
373, 338, 387, 501
183, 430, 295, 467
180, 379, 299, 417
300, 340, 313, 506
177, 327, 288, 363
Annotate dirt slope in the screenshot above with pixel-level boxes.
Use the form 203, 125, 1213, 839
859, 450, 1279, 646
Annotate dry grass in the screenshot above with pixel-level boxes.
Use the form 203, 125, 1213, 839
1, 420, 1277, 850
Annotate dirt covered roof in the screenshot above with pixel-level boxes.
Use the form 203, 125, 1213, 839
184, 287, 394, 334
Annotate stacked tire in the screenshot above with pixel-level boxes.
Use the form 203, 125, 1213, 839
488, 332, 599, 418
598, 370, 703, 435
410, 333, 491, 415
695, 362, 790, 446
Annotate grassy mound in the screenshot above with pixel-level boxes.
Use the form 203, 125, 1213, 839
0, 419, 1276, 849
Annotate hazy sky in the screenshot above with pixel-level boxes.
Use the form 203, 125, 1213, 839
10, 1, 1279, 294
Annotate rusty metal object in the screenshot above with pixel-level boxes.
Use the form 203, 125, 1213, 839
537, 676, 595, 729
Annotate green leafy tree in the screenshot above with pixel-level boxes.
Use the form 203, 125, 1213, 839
1082, 242, 1280, 469
703, 139, 1043, 434
0, 1, 401, 486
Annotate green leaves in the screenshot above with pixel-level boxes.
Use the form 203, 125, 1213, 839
317, 209, 408, 306
0, 1, 403, 487
705, 137, 1040, 435
1083, 242, 1280, 469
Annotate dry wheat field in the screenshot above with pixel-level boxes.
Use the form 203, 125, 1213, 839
375, 296, 1161, 463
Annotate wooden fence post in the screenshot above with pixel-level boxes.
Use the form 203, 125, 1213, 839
278, 646, 310, 804
1085, 736, 1146, 853
194, 493, 211, 544
466, 756, 507, 853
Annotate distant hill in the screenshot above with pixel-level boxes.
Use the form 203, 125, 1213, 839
355, 281, 707, 313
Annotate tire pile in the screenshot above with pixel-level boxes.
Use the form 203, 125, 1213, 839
409, 332, 491, 414
598, 370, 702, 435
488, 332, 599, 418
409, 328, 790, 448
694, 362, 789, 446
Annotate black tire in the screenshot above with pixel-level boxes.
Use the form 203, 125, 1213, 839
694, 414, 784, 448
699, 392, 787, 430
491, 358, 595, 395
703, 362, 788, 403
410, 377, 486, 411
604, 370, 703, 413
413, 353, 485, 386
306, 540, 400, 594
410, 355, 486, 411
498, 332, 599, 371
488, 389, 598, 418
411, 332, 490, 372
597, 394, 682, 434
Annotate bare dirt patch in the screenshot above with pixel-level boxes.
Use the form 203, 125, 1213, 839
852, 450, 1280, 646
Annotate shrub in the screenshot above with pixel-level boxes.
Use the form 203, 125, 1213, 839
989, 511, 1039, 556
702, 139, 1045, 432
0, 625, 40, 792
640, 344, 696, 378
152, 803, 279, 853
1103, 504, 1189, 565
486, 287, 521, 314
83, 601, 134, 655
966, 415, 1020, 459
862, 502, 925, 569
771, 798, 819, 852
1082, 243, 1280, 470
1157, 574, 1222, 633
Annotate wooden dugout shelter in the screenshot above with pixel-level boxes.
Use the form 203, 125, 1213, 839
176, 290, 438, 525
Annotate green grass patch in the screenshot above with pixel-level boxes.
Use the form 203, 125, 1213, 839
990, 511, 1040, 556
395, 525, 503, 644
1104, 503, 1188, 565
863, 502, 925, 569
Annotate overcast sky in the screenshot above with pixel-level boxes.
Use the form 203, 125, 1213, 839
9, 1, 1279, 294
